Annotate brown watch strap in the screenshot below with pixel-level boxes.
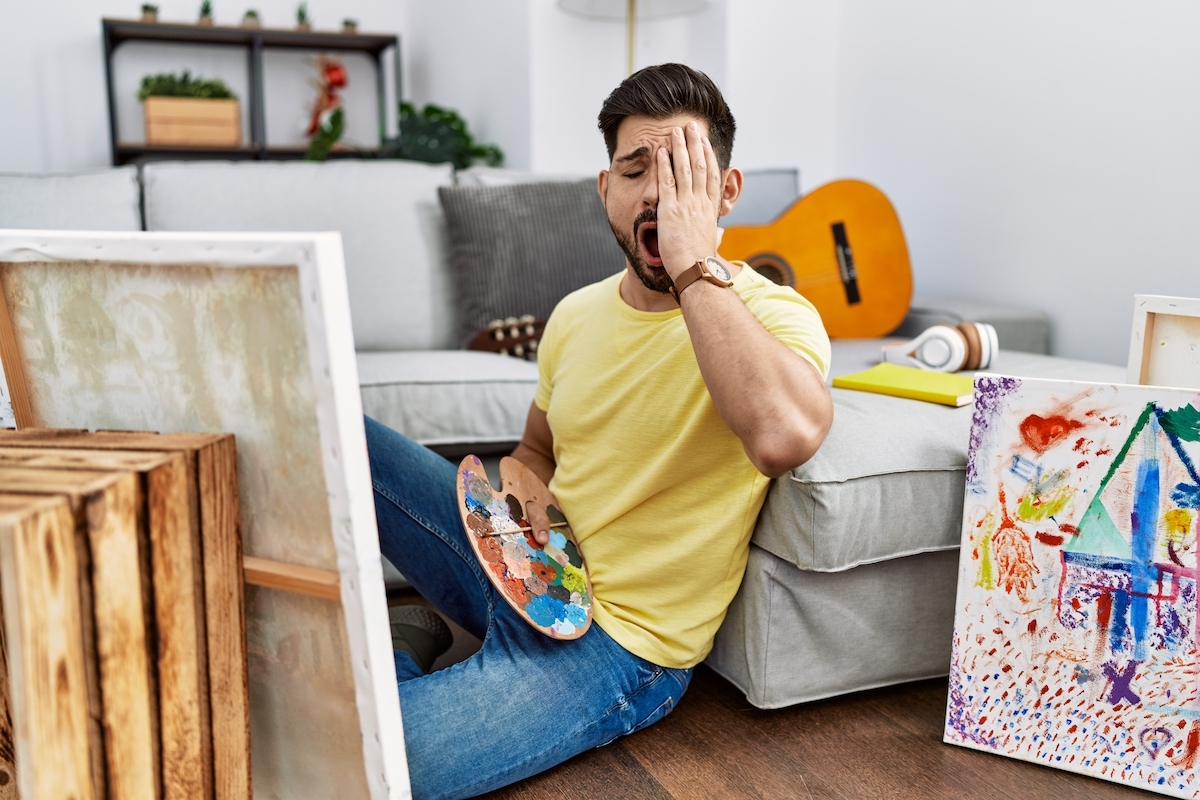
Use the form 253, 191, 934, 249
669, 262, 705, 300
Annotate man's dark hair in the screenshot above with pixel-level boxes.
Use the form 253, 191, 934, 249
598, 63, 736, 170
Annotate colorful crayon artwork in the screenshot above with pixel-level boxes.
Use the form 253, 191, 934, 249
946, 376, 1200, 797
456, 455, 592, 639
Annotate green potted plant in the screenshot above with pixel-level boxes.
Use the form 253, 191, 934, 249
379, 102, 504, 170
198, 0, 214, 26
138, 71, 241, 147
295, 2, 310, 32
341, 18, 357, 34
241, 9, 260, 28
140, 3, 158, 23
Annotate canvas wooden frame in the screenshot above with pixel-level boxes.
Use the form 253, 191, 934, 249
0, 230, 407, 799
1127, 294, 1200, 390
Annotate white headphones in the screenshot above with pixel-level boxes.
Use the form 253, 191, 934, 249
882, 322, 998, 372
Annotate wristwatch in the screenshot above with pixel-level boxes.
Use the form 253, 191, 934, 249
669, 257, 734, 301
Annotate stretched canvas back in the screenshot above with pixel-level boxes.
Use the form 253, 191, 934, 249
0, 230, 408, 800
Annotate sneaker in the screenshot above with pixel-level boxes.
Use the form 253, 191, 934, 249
389, 605, 453, 674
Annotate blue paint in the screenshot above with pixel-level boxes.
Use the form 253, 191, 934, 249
1011, 455, 1039, 481
526, 594, 566, 626
1143, 705, 1200, 720
565, 603, 588, 627
1172, 482, 1200, 509
1130, 421, 1161, 661
1109, 587, 1130, 651
548, 531, 567, 550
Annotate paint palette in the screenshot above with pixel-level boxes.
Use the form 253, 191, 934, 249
456, 455, 592, 639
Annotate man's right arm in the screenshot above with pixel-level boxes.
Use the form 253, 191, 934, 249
511, 401, 555, 489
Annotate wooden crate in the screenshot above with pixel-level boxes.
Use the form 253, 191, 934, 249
143, 97, 241, 147
0, 469, 157, 800
0, 431, 250, 800
0, 493, 96, 800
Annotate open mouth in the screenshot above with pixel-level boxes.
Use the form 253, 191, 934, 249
638, 223, 663, 267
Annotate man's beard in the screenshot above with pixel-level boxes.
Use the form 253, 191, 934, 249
608, 208, 673, 295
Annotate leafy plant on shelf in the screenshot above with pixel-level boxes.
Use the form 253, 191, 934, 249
305, 108, 344, 161
296, 2, 308, 23
138, 70, 236, 100
379, 102, 504, 170
142, 4, 158, 12
199, 0, 212, 16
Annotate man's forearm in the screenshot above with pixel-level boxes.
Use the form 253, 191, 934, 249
511, 441, 556, 488
647, 121, 832, 476
678, 279, 833, 478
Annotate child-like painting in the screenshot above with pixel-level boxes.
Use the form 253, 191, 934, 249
946, 375, 1200, 797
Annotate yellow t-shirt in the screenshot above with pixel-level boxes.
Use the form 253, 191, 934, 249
534, 265, 831, 668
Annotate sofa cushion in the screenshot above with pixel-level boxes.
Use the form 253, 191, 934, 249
142, 160, 456, 351
892, 294, 1052, 355
752, 339, 1127, 573
0, 167, 142, 231
439, 179, 626, 347
358, 350, 538, 446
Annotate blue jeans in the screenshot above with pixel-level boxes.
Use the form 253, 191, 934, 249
365, 417, 692, 800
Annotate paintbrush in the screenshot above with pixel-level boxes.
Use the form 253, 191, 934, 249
480, 521, 570, 538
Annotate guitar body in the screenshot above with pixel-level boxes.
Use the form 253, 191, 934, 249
719, 179, 912, 339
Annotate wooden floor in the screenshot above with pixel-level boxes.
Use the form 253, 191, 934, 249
482, 666, 1158, 800
389, 593, 1157, 798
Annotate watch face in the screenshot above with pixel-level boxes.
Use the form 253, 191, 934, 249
706, 257, 732, 282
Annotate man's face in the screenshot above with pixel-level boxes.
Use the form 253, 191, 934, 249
599, 113, 714, 295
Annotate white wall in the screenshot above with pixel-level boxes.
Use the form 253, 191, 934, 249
724, 0, 839, 187
527, 0, 726, 175
832, 0, 1200, 364
405, 0, 533, 169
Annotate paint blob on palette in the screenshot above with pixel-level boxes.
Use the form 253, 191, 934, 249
945, 375, 1200, 797
456, 455, 592, 639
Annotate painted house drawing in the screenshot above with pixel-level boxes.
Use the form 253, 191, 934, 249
1058, 403, 1200, 681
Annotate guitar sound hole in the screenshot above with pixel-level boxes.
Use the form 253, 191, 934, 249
748, 254, 795, 288
756, 264, 784, 284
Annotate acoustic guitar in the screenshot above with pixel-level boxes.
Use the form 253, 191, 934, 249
718, 179, 912, 339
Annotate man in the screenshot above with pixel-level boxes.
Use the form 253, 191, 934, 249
367, 63, 833, 799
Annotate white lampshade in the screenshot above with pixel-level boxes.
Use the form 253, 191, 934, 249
557, 0, 709, 20
557, 0, 710, 75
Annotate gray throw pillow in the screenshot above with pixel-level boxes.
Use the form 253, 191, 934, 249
439, 179, 626, 347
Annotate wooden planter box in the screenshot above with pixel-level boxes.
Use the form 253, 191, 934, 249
143, 97, 241, 147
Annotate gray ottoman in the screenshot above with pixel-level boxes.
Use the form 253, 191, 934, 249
706, 340, 1124, 708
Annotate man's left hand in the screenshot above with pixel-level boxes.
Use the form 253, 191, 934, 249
656, 121, 723, 281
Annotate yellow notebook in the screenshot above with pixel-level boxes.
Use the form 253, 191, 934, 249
831, 363, 976, 407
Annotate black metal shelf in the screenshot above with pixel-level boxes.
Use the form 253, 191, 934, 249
113, 143, 381, 164
101, 18, 400, 166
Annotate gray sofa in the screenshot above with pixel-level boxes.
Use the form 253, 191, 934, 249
1, 160, 1087, 709
707, 339, 1123, 706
